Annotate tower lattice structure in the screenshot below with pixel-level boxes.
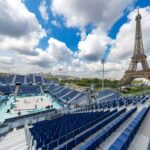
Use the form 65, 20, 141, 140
122, 10, 150, 84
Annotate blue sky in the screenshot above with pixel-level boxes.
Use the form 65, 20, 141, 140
24, 0, 81, 50
0, 0, 150, 78
23, 0, 150, 51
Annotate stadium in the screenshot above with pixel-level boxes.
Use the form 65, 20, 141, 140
0, 73, 149, 150
0, 1, 150, 150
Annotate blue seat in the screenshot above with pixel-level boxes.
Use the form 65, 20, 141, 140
48, 141, 57, 150
108, 107, 149, 150
112, 139, 125, 150
59, 136, 66, 145
67, 139, 75, 149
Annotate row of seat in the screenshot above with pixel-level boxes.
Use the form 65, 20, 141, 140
78, 107, 137, 150
108, 106, 149, 150
31, 111, 111, 149
0, 85, 15, 95
50, 110, 117, 149
40, 109, 126, 150
45, 84, 86, 103
0, 74, 53, 86
18, 85, 41, 95
75, 94, 149, 112
30, 109, 121, 149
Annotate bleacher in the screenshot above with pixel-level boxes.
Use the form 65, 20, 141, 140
0, 83, 149, 150
96, 89, 121, 102
0, 85, 12, 95
29, 109, 117, 149
108, 107, 149, 150
61, 90, 81, 101
78, 107, 137, 150
35, 75, 42, 84
15, 75, 25, 84
0, 76, 7, 85
0, 74, 52, 86
44, 79, 53, 85
7, 74, 15, 84
76, 94, 150, 112
26, 101, 150, 150
28, 106, 146, 150
0, 73, 150, 150
27, 74, 34, 83
45, 83, 86, 104
18, 85, 41, 95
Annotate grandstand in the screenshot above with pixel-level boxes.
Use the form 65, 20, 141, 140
0, 74, 150, 150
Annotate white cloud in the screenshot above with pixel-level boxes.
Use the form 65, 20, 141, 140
0, 1, 150, 80
77, 32, 112, 61
0, 0, 46, 55
25, 38, 73, 68
0, 56, 14, 65
51, 0, 133, 30
47, 38, 73, 61
39, 0, 49, 21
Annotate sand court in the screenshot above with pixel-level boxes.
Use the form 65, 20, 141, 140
0, 95, 61, 122
13, 95, 56, 111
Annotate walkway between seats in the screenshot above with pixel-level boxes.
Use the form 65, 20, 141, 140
0, 128, 28, 150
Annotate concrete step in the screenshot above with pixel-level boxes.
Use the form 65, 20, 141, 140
0, 128, 28, 150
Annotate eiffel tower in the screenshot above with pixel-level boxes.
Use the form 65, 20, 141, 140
122, 10, 150, 84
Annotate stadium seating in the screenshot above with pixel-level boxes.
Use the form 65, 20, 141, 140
18, 85, 41, 95
29, 108, 132, 149
108, 107, 149, 150
27, 74, 34, 83
35, 75, 42, 83
97, 89, 121, 101
78, 107, 137, 150
0, 85, 12, 95
61, 90, 80, 101
0, 76, 7, 85
7, 74, 15, 84
15, 75, 25, 84
45, 83, 87, 104
76, 94, 150, 112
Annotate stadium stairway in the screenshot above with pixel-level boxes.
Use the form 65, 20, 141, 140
128, 106, 150, 150
108, 106, 149, 150
0, 128, 28, 150
41, 76, 45, 85
15, 85, 19, 95
99, 106, 138, 150
74, 107, 136, 150
33, 75, 36, 84
60, 90, 73, 100
69, 92, 82, 102
24, 75, 27, 84
12, 75, 16, 84
40, 85, 44, 94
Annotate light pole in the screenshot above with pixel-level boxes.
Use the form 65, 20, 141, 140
101, 59, 105, 91
101, 44, 111, 91
58, 68, 62, 82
